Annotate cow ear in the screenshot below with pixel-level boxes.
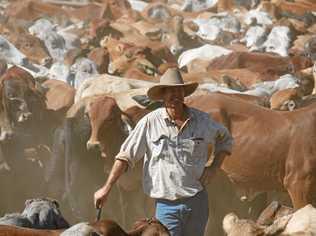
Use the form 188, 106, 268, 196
25, 199, 34, 206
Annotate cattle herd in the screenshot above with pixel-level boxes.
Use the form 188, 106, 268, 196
0, 0, 316, 235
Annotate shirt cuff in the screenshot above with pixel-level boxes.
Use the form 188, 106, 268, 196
115, 151, 135, 169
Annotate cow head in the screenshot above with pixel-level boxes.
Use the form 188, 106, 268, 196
163, 16, 185, 56
42, 31, 66, 61
304, 36, 316, 62
10, 33, 52, 66
107, 46, 157, 76
22, 198, 69, 229
0, 66, 46, 139
106, 0, 132, 20
0, 36, 28, 66
85, 96, 128, 159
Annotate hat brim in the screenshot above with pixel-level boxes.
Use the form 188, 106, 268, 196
147, 82, 198, 101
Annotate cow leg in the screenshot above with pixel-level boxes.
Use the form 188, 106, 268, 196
45, 127, 66, 200
286, 178, 315, 209
285, 151, 316, 209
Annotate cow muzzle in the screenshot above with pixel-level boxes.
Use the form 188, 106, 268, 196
0, 128, 13, 141
41, 57, 53, 67
107, 62, 116, 74
86, 140, 101, 152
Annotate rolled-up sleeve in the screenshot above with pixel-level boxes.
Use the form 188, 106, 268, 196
115, 117, 148, 168
206, 116, 233, 156
213, 121, 233, 156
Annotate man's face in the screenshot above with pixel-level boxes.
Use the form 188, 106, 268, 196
162, 86, 185, 109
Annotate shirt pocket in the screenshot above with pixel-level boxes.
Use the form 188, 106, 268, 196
181, 137, 206, 166
151, 134, 172, 163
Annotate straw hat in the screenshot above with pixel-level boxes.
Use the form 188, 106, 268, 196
147, 68, 198, 101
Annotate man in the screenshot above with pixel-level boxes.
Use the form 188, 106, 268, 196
94, 68, 233, 236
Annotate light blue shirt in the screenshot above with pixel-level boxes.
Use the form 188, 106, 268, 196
116, 107, 233, 200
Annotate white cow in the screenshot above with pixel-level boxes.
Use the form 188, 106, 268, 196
0, 36, 27, 66
250, 74, 299, 95
193, 13, 241, 41
178, 44, 232, 68
29, 18, 80, 61
75, 74, 156, 103
244, 9, 273, 26
48, 62, 71, 82
261, 26, 293, 57
128, 0, 148, 11
70, 58, 99, 89
181, 0, 218, 12
199, 74, 299, 97
240, 26, 268, 51
223, 204, 316, 236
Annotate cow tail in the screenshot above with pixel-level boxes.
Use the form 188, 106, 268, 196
64, 118, 72, 200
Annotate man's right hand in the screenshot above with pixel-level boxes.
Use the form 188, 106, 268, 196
94, 186, 109, 209
93, 159, 128, 209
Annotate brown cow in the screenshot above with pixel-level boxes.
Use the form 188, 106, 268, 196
0, 24, 51, 66
4, 0, 67, 22
0, 67, 57, 214
42, 79, 75, 125
207, 52, 312, 78
270, 88, 303, 111
57, 95, 129, 223
182, 93, 316, 235
0, 218, 169, 236
100, 24, 177, 63
271, 0, 316, 17
0, 66, 46, 141
186, 93, 316, 210
135, 15, 202, 56
0, 225, 62, 236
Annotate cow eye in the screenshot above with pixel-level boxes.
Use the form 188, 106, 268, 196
0, 42, 8, 51
24, 42, 32, 48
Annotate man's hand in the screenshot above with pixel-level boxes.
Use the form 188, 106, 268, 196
94, 186, 109, 209
199, 166, 217, 186
93, 159, 128, 209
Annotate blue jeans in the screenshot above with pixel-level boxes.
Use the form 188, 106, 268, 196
155, 189, 209, 236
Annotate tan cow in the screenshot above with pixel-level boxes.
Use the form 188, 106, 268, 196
1, 24, 52, 66
207, 52, 312, 79
270, 88, 303, 111
4, 0, 67, 21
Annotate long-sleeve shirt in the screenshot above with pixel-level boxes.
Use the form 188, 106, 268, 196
116, 107, 233, 200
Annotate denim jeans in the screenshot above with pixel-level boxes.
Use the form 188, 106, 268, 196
155, 189, 209, 236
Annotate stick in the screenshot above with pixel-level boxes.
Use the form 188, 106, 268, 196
96, 207, 102, 221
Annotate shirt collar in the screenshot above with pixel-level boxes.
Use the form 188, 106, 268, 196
162, 105, 194, 125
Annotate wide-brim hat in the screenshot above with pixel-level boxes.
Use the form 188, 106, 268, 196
147, 68, 198, 101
